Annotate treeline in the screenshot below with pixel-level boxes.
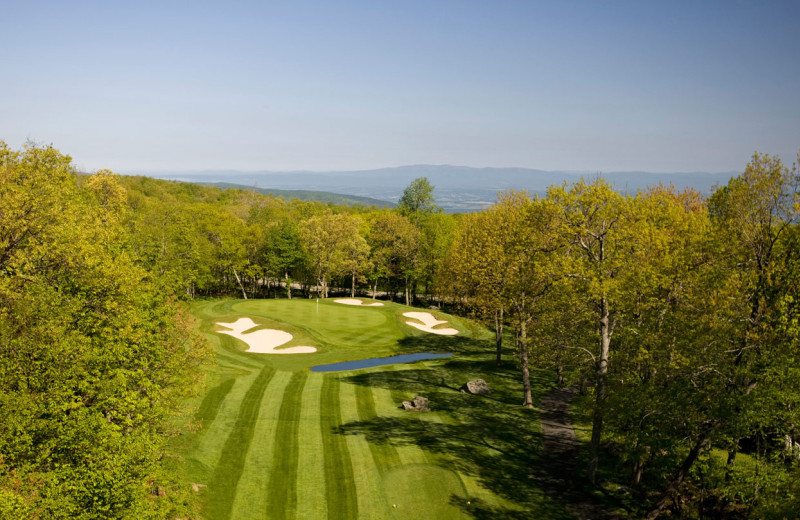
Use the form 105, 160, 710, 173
438, 153, 800, 518
119, 174, 457, 305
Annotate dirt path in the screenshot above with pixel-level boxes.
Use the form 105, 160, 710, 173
537, 385, 621, 519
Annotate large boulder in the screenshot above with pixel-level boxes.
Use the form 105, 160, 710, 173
460, 379, 491, 395
401, 395, 430, 412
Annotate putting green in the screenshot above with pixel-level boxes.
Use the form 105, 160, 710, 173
180, 298, 565, 519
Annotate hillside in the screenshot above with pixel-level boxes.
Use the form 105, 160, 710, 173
142, 165, 737, 211
205, 182, 395, 208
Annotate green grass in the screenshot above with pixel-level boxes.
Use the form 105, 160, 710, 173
179, 297, 570, 519
206, 365, 276, 519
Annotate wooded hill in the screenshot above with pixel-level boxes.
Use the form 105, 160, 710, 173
200, 182, 395, 208
1, 140, 799, 518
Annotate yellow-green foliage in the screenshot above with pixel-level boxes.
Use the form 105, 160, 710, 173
0, 142, 210, 519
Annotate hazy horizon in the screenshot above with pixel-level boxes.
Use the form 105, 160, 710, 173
125, 163, 740, 176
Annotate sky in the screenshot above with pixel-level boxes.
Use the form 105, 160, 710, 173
1, 0, 798, 173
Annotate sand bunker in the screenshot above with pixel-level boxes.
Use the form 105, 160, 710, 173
215, 317, 317, 354
334, 298, 384, 307
402, 312, 459, 336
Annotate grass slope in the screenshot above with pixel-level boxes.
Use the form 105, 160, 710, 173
180, 298, 570, 519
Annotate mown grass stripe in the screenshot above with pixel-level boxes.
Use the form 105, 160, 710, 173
296, 373, 328, 519
339, 380, 391, 520
193, 373, 257, 473
320, 376, 359, 520
267, 370, 309, 520
354, 379, 401, 472
206, 365, 276, 520
380, 367, 429, 467
195, 377, 235, 430
229, 370, 292, 519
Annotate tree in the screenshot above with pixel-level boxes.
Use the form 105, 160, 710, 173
367, 213, 420, 305
440, 191, 559, 404
440, 210, 505, 363
600, 185, 713, 489
548, 178, 633, 483
263, 220, 304, 299
417, 212, 457, 301
299, 212, 368, 298
440, 193, 526, 366
398, 177, 438, 224
339, 217, 371, 297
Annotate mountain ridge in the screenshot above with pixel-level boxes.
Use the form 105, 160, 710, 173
132, 164, 738, 211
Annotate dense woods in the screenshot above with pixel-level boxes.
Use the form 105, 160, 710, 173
0, 144, 209, 518
1, 140, 799, 518
439, 153, 800, 518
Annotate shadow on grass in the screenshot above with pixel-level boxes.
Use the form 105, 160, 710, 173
336, 334, 575, 519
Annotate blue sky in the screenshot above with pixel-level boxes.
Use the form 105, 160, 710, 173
2, 0, 798, 173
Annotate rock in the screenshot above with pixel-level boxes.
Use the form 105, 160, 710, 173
401, 395, 430, 412
460, 379, 491, 395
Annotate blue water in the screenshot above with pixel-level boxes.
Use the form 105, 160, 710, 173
310, 352, 452, 372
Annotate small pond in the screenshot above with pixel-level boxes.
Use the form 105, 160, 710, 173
310, 352, 452, 372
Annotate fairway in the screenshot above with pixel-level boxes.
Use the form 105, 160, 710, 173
181, 298, 567, 519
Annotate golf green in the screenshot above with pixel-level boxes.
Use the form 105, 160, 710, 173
181, 298, 567, 519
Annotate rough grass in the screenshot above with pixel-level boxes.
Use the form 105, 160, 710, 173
179, 298, 568, 519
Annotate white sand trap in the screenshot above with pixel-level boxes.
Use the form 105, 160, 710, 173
215, 317, 317, 354
333, 298, 384, 306
402, 312, 459, 336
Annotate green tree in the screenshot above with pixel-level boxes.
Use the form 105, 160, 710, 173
299, 212, 368, 298
340, 217, 371, 297
548, 178, 633, 483
367, 213, 420, 305
398, 177, 438, 224
441, 191, 559, 405
263, 220, 305, 299
440, 193, 527, 366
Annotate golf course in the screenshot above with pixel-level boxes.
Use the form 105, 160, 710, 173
180, 297, 567, 519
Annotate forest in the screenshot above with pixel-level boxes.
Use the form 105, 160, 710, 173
1, 140, 799, 518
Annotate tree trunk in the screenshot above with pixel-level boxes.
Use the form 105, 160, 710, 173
232, 266, 248, 300
724, 439, 739, 481
372, 279, 378, 300
495, 307, 504, 366
646, 432, 713, 520
404, 276, 410, 306
520, 319, 534, 408
351, 271, 356, 298
632, 459, 644, 487
588, 295, 611, 484
285, 272, 291, 299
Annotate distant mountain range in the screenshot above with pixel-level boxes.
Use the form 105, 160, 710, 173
140, 165, 738, 211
